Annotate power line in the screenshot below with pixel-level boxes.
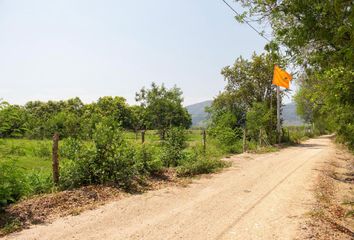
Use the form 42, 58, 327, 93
221, 0, 271, 43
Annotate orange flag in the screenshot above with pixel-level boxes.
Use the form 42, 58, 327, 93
272, 65, 292, 89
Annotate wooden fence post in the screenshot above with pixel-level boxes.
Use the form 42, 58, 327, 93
202, 129, 206, 153
52, 132, 59, 185
141, 130, 145, 144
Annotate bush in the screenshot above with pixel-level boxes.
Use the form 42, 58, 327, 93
0, 160, 54, 208
59, 137, 82, 159
0, 161, 29, 208
160, 127, 187, 167
209, 126, 243, 153
26, 171, 53, 195
60, 120, 149, 189
177, 148, 226, 176
135, 144, 163, 175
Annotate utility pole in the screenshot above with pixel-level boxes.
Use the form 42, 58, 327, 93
276, 86, 281, 144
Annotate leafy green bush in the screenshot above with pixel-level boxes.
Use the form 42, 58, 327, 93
0, 161, 29, 208
26, 170, 53, 195
135, 144, 163, 175
177, 148, 226, 176
160, 127, 187, 167
209, 126, 243, 153
59, 137, 82, 159
60, 120, 160, 189
0, 160, 53, 208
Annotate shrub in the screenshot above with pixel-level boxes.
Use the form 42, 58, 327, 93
60, 120, 142, 189
0, 161, 29, 208
177, 148, 226, 176
209, 126, 243, 153
59, 137, 82, 159
160, 127, 187, 167
26, 171, 53, 195
135, 144, 163, 175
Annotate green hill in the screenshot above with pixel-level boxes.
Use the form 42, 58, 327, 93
185, 100, 212, 127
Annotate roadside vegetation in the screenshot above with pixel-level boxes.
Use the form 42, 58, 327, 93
1, 1, 352, 236
0, 62, 317, 217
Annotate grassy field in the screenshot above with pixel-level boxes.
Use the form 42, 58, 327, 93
0, 138, 52, 172
0, 130, 208, 173
0, 127, 314, 174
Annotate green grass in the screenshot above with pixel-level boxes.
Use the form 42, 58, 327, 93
0, 139, 52, 172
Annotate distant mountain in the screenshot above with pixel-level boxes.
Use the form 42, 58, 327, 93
185, 100, 212, 127
186, 100, 304, 127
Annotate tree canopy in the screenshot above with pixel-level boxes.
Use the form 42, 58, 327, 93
136, 83, 191, 139
237, 0, 354, 147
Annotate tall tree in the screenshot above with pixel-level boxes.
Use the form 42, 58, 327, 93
237, 0, 354, 147
135, 83, 191, 139
209, 52, 285, 143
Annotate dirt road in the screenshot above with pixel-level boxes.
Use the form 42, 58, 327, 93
5, 136, 334, 240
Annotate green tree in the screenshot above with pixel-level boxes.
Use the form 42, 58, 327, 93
135, 83, 192, 139
209, 52, 283, 144
129, 105, 147, 136
237, 0, 354, 147
0, 102, 27, 138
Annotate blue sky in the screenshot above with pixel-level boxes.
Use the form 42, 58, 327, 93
0, 0, 292, 106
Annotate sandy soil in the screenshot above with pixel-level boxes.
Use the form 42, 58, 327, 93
3, 136, 335, 240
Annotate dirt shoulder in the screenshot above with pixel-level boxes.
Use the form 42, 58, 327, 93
299, 142, 354, 239
0, 170, 189, 237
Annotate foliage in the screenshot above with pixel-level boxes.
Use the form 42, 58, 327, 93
59, 137, 83, 159
160, 127, 187, 167
285, 126, 314, 144
26, 171, 53, 195
208, 112, 243, 153
237, 0, 354, 148
136, 83, 192, 139
0, 161, 28, 207
0, 160, 52, 208
177, 147, 227, 176
60, 120, 164, 189
60, 121, 137, 189
135, 144, 163, 175
0, 103, 27, 138
0, 83, 192, 141
246, 102, 272, 140
208, 52, 281, 147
